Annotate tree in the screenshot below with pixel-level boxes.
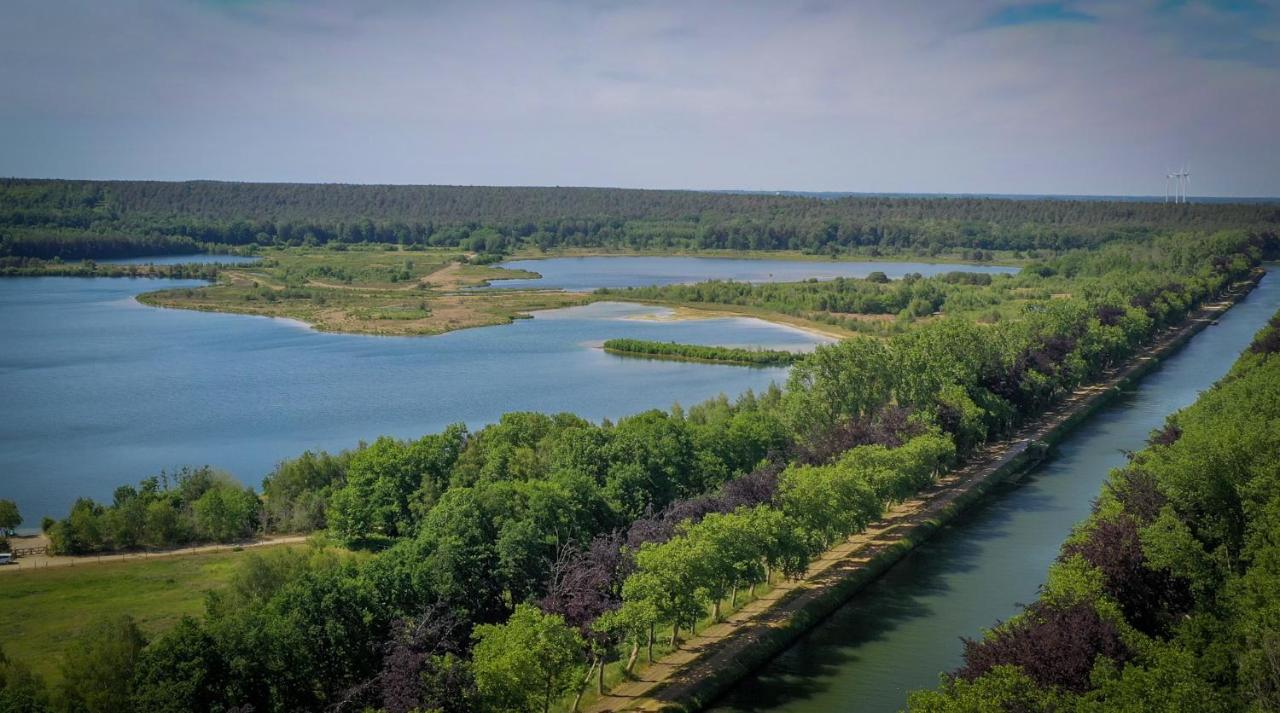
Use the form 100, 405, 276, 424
907, 665, 1063, 713
192, 482, 260, 543
47, 498, 104, 554
0, 646, 49, 713
471, 604, 585, 713
130, 617, 228, 713
261, 449, 348, 532
143, 499, 184, 548
954, 601, 1131, 693
370, 608, 474, 713
603, 411, 696, 520
681, 510, 764, 619
327, 427, 465, 542
785, 337, 892, 439
541, 532, 628, 693
413, 488, 505, 624
0, 500, 20, 534
778, 461, 881, 552
625, 535, 711, 647
57, 616, 147, 713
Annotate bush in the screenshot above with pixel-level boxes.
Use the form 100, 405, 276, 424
955, 601, 1131, 692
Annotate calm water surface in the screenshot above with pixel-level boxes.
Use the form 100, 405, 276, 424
491, 257, 1018, 291
712, 267, 1280, 713
0, 277, 825, 524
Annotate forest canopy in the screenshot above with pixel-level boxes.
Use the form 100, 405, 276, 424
1, 178, 1276, 259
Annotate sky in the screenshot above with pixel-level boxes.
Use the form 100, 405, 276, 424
1, 0, 1277, 196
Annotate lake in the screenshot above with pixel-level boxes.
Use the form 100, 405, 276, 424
489, 256, 1018, 291
0, 275, 823, 525
0, 255, 1013, 527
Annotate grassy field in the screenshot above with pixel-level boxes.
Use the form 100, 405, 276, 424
137, 245, 589, 336
0, 547, 303, 681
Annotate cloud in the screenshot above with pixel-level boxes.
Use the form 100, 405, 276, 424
981, 2, 1097, 29
0, 0, 1276, 196
1148, 0, 1280, 67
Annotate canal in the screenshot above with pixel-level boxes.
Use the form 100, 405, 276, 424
710, 267, 1280, 713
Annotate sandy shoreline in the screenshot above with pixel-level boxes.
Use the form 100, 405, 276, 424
618, 303, 847, 341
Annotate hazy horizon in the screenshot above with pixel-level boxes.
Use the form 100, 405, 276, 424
4, 176, 1275, 202
3, 1, 1278, 197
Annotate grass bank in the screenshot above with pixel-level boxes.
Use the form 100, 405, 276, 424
0, 547, 300, 681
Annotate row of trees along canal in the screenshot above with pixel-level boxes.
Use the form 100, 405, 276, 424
909, 309, 1280, 712
6, 230, 1274, 713
1, 178, 1276, 259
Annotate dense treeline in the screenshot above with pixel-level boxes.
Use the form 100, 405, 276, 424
2, 178, 1276, 259
3, 232, 1266, 712
909, 306, 1280, 713
600, 270, 1002, 327
600, 231, 1272, 334
45, 467, 260, 554
601, 338, 800, 366
0, 257, 228, 279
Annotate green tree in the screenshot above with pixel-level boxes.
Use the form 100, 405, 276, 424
57, 616, 147, 713
472, 604, 585, 713
907, 666, 1063, 712
47, 499, 104, 555
0, 646, 49, 713
784, 337, 891, 438
682, 510, 764, 618
327, 427, 465, 542
192, 482, 260, 543
779, 461, 881, 552
130, 617, 228, 713
625, 535, 711, 646
142, 500, 184, 548
0, 499, 21, 534
603, 411, 695, 519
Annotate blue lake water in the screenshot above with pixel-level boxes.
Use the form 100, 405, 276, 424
0, 276, 826, 525
489, 256, 1018, 291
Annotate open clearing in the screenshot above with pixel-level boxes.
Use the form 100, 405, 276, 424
0, 543, 305, 681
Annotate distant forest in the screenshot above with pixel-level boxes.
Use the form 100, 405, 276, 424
2, 179, 1277, 259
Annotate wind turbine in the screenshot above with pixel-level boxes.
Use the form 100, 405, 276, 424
1167, 165, 1191, 204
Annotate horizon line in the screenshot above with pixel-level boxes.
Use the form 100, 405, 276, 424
3, 175, 1278, 203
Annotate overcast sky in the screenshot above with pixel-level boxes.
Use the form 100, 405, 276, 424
1, 1, 1276, 196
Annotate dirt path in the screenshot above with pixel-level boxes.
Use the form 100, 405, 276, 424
587, 280, 1256, 712
0, 534, 309, 575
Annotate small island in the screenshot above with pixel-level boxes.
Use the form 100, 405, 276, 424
601, 338, 801, 366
